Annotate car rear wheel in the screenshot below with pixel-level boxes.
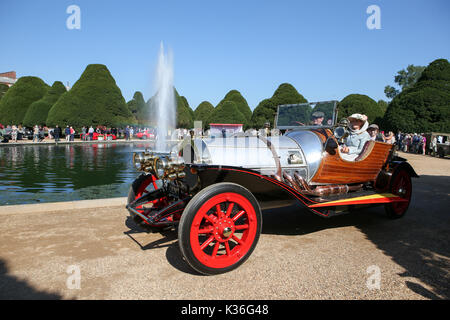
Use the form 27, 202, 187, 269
385, 169, 412, 219
178, 183, 262, 275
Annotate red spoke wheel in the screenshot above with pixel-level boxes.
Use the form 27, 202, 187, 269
127, 174, 163, 229
385, 169, 412, 219
178, 183, 262, 275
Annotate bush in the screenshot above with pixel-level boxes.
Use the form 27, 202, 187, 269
176, 91, 194, 128
382, 58, 450, 133
0, 84, 9, 100
46, 64, 134, 129
0, 76, 48, 125
337, 94, 384, 124
251, 83, 308, 128
127, 91, 147, 124
23, 81, 66, 127
217, 90, 252, 122
207, 101, 247, 125
193, 101, 214, 129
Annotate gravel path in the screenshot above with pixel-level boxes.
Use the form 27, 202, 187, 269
0, 152, 448, 300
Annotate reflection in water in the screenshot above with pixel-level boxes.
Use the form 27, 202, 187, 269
0, 142, 154, 205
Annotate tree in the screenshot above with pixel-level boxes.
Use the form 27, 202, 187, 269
216, 90, 252, 123
382, 59, 450, 133
127, 91, 147, 125
384, 86, 400, 99
193, 101, 214, 129
175, 89, 193, 128
46, 64, 134, 129
207, 101, 247, 125
251, 83, 308, 128
23, 81, 67, 127
0, 84, 9, 100
384, 64, 426, 99
377, 100, 388, 114
0, 76, 49, 125
181, 96, 194, 119
337, 94, 384, 124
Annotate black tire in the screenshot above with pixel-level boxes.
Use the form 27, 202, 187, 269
385, 168, 412, 219
178, 182, 262, 275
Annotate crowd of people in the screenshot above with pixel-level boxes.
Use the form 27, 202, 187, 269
395, 132, 428, 155
337, 114, 440, 160
0, 123, 159, 143
0, 121, 447, 159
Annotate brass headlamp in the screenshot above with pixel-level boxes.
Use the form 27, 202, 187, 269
132, 152, 185, 180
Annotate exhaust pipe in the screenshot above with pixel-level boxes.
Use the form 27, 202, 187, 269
291, 172, 363, 197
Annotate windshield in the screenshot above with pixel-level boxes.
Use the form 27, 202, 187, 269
275, 101, 337, 129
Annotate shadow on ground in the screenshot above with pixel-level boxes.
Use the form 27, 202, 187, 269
262, 175, 450, 299
124, 175, 450, 298
0, 259, 62, 299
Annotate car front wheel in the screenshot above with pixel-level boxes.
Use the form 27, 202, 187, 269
178, 183, 262, 275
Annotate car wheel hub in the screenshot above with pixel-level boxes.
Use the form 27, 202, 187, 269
213, 219, 235, 242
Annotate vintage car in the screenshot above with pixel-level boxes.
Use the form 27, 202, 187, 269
81, 132, 117, 141
135, 131, 155, 140
126, 101, 418, 275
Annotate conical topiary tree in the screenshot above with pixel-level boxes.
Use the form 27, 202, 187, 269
251, 83, 308, 128
337, 94, 384, 124
193, 101, 214, 129
23, 81, 67, 127
217, 90, 252, 124
175, 90, 193, 128
46, 64, 134, 129
207, 101, 247, 125
382, 58, 450, 133
127, 91, 147, 125
0, 83, 9, 100
0, 76, 49, 125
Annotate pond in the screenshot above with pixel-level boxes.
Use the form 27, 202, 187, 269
0, 142, 154, 206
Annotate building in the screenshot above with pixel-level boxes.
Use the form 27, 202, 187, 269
0, 71, 17, 87
209, 123, 244, 137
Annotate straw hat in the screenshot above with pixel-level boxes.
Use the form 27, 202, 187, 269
348, 113, 368, 122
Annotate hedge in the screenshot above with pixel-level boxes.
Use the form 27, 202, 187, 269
0, 76, 48, 125
46, 64, 134, 129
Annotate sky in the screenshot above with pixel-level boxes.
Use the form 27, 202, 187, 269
0, 0, 449, 110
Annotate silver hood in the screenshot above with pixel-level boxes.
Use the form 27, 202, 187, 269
181, 130, 323, 183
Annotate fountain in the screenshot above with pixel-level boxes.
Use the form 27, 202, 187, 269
153, 42, 176, 152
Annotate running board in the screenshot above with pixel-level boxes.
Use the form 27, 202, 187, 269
308, 193, 408, 208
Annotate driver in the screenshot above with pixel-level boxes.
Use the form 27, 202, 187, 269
340, 113, 370, 161
311, 111, 324, 125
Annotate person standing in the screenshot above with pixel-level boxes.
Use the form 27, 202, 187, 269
81, 126, 86, 141
421, 134, 426, 155
33, 125, 39, 142
430, 135, 437, 156
88, 126, 94, 141
54, 125, 61, 142
70, 126, 75, 141
65, 126, 70, 141
125, 126, 130, 140
11, 125, 18, 142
